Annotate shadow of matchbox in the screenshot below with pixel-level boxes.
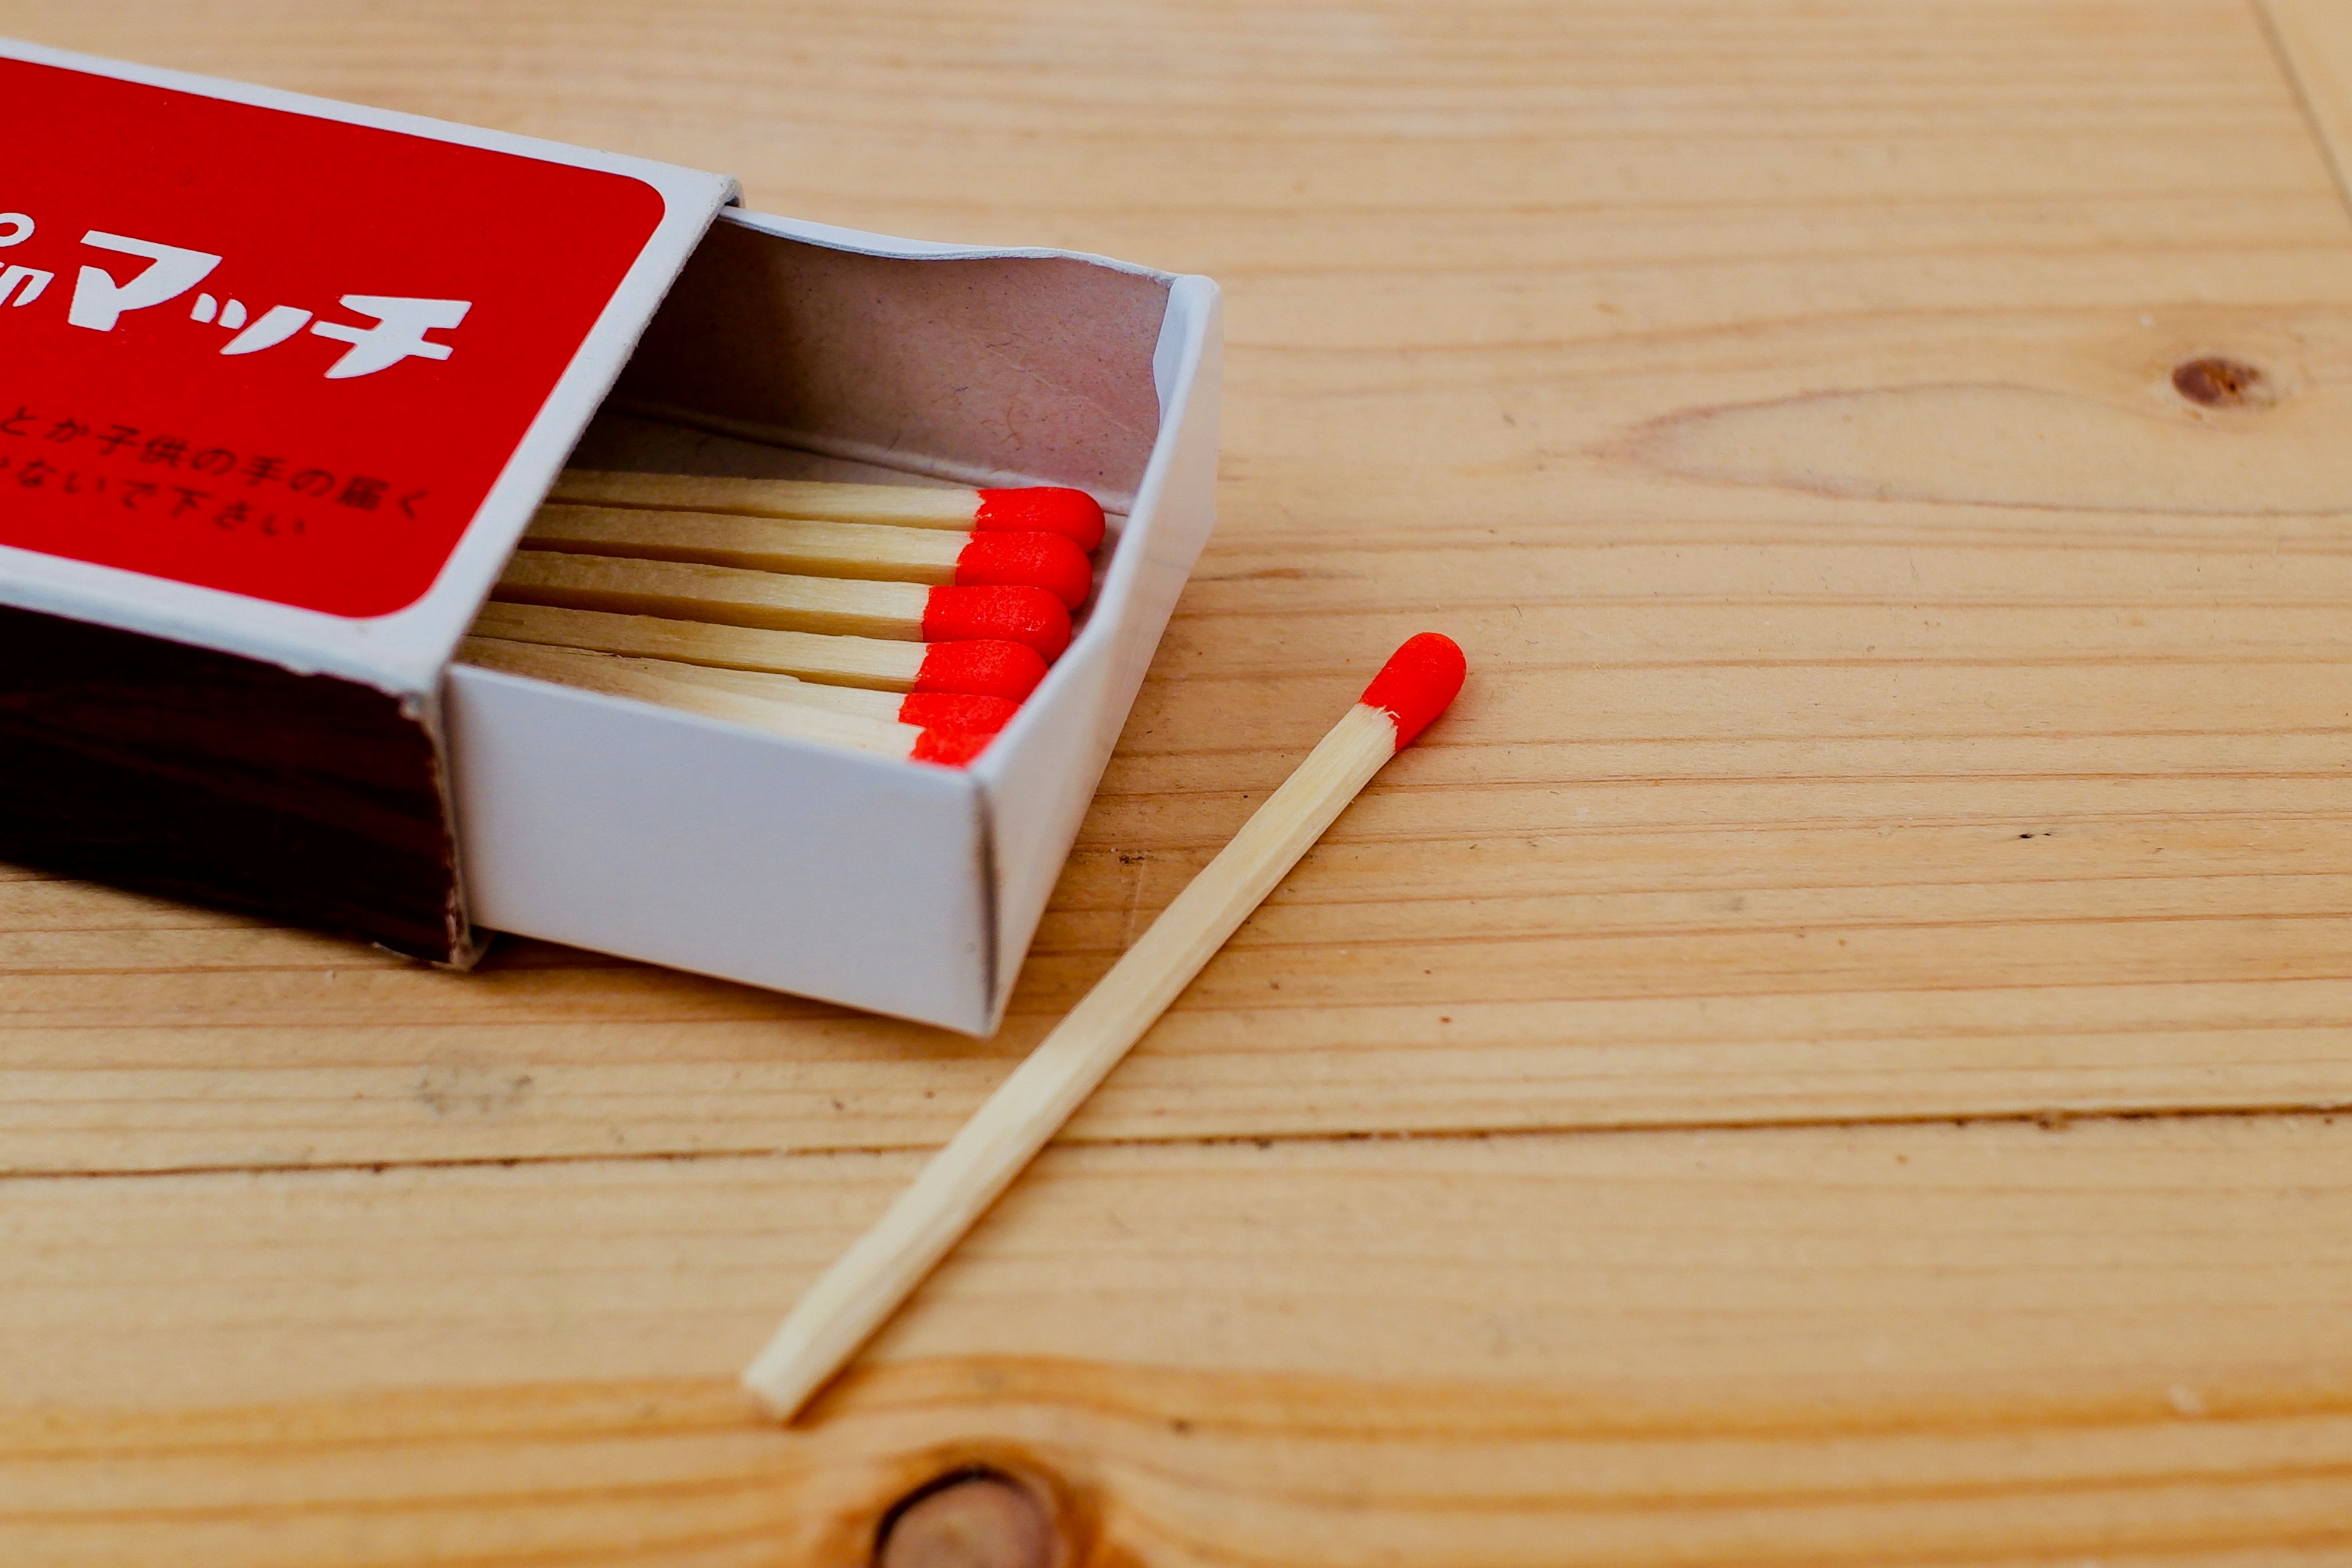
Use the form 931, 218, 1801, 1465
0, 36, 1221, 1034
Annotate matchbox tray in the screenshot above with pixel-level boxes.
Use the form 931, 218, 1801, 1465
0, 37, 1220, 1033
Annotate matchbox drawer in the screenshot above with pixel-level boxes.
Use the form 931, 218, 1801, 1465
445, 213, 1220, 1031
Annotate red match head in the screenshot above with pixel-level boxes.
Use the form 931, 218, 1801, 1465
973, 487, 1107, 552
911, 640, 1049, 701
954, 532, 1095, 610
896, 692, 1020, 735
921, 585, 1072, 660
910, 728, 994, 769
1357, 632, 1466, 750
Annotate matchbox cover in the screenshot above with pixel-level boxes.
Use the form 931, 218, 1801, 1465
0, 55, 669, 617
0, 37, 731, 689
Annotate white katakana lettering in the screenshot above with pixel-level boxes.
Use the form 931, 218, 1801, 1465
309, 295, 470, 379
68, 232, 222, 333
222, 304, 313, 357
0, 266, 51, 308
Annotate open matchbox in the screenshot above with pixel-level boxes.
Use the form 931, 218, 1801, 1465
0, 38, 1220, 1034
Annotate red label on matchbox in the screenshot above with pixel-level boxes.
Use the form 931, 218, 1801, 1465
0, 57, 668, 617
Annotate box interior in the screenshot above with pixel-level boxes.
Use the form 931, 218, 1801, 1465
581, 214, 1170, 504
444, 212, 1189, 1030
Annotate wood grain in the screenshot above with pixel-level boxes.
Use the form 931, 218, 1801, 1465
8, 0, 2352, 1561
13, 1115, 2352, 1565
2265, 0, 2352, 206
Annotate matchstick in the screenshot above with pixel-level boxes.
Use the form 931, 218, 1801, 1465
462, 633, 1020, 735
458, 638, 994, 766
497, 551, 1072, 659
526, 505, 1096, 611
470, 602, 1050, 700
741, 632, 1468, 1421
551, 470, 1107, 552
632, 658, 1021, 735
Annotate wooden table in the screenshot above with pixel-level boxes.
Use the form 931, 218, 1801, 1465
13, 2, 2352, 1561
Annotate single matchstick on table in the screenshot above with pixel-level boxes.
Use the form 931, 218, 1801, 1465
459, 638, 998, 766
741, 631, 1468, 1422
470, 602, 1050, 699
496, 551, 1073, 658
550, 470, 1108, 551
526, 505, 1096, 609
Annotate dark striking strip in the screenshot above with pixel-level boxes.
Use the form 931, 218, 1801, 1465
0, 603, 467, 961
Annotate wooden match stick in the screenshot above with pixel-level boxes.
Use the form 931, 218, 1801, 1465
459, 638, 996, 765
618, 657, 1021, 735
497, 551, 1073, 658
461, 635, 1020, 736
469, 602, 1050, 699
526, 505, 1096, 610
551, 470, 1107, 551
741, 632, 1468, 1421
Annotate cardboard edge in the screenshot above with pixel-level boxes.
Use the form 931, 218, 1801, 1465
971, 273, 1224, 1028
714, 207, 1178, 284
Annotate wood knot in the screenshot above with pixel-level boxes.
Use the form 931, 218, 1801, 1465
874, 1469, 1060, 1568
2171, 356, 2269, 409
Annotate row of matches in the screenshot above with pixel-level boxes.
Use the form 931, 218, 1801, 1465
462, 469, 1107, 767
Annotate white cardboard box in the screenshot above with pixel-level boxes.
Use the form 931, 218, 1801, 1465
0, 37, 1218, 1034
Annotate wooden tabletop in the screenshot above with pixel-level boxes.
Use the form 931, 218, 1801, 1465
14, 2, 2352, 1562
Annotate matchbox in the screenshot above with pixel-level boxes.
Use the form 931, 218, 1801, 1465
0, 37, 1219, 1032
